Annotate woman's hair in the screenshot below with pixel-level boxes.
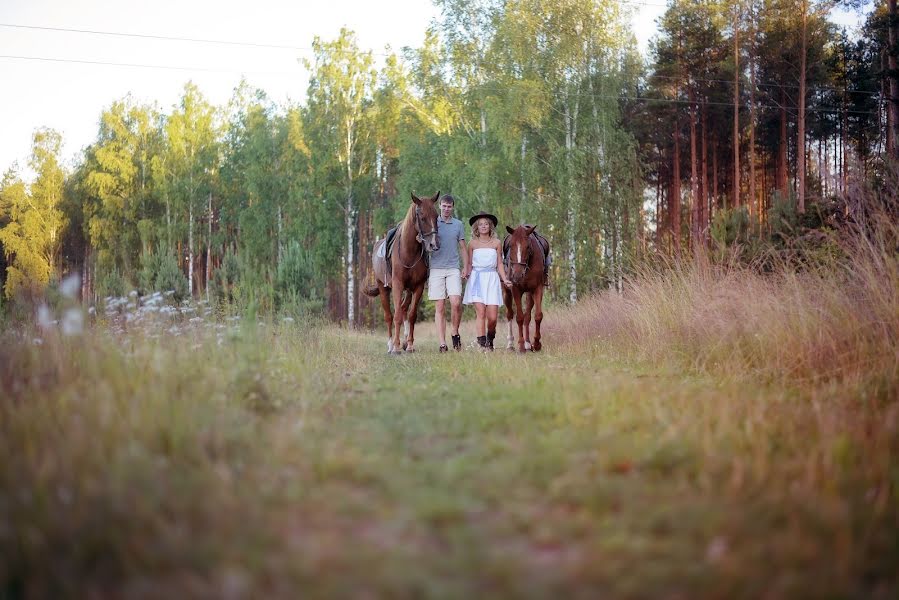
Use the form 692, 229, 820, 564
471, 217, 497, 240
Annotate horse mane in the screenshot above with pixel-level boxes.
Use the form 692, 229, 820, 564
401, 202, 418, 240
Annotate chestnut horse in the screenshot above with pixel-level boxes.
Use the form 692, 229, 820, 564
363, 192, 440, 354
502, 224, 548, 352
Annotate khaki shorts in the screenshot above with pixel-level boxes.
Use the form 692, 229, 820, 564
428, 268, 462, 300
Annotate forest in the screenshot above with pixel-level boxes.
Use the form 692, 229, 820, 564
1, 0, 895, 324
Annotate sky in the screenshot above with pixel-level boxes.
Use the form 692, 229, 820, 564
0, 0, 865, 181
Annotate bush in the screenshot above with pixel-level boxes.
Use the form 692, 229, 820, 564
97, 269, 125, 299
210, 248, 240, 306
276, 242, 323, 316
153, 252, 188, 302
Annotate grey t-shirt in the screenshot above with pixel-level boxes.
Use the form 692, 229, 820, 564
429, 217, 466, 269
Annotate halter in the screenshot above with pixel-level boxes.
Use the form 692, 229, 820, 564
414, 206, 438, 245
507, 237, 532, 278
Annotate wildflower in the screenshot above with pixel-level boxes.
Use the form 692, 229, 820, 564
61, 308, 84, 336
59, 273, 81, 299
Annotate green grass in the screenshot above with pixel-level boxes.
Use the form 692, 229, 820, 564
2, 315, 896, 599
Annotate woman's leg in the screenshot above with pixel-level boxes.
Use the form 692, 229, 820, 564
486, 305, 498, 333
474, 302, 486, 337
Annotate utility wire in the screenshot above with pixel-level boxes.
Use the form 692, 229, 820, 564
0, 54, 302, 76
0, 22, 400, 57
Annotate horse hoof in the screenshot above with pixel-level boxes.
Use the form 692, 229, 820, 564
532, 343, 541, 352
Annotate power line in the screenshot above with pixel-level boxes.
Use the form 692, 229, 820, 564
0, 22, 313, 52
0, 22, 400, 57
0, 54, 301, 77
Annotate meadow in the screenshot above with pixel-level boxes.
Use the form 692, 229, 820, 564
2, 215, 897, 599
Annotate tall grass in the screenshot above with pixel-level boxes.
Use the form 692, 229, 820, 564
548, 192, 898, 398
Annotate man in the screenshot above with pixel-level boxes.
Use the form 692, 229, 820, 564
428, 194, 469, 352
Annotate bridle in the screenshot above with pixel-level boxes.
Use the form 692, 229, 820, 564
415, 206, 438, 247
398, 206, 438, 269
507, 236, 532, 279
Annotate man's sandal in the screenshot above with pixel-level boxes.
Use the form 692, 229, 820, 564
439, 344, 449, 353
451, 334, 462, 351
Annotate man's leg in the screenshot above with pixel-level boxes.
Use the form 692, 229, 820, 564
449, 295, 462, 350
435, 298, 447, 347
429, 270, 449, 351
446, 269, 464, 351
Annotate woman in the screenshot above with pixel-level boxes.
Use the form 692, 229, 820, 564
462, 212, 512, 351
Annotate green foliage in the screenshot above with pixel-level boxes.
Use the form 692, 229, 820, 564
275, 241, 323, 315
97, 268, 125, 298
711, 206, 752, 248
209, 248, 241, 306
136, 250, 187, 301
153, 252, 189, 301
0, 132, 66, 300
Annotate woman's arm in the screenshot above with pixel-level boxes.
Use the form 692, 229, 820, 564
496, 242, 511, 287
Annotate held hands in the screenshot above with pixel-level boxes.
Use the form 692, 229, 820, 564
503, 278, 512, 288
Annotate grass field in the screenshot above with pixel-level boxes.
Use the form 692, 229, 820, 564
2, 275, 897, 599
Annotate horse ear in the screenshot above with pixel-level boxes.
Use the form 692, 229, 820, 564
411, 192, 422, 206
433, 191, 440, 203
506, 225, 515, 234
525, 225, 535, 235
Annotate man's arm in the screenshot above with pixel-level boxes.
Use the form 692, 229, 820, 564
459, 237, 469, 279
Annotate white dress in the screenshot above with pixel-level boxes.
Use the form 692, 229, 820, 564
463, 247, 503, 306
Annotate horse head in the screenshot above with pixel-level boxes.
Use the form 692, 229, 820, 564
505, 224, 536, 285
412, 191, 440, 253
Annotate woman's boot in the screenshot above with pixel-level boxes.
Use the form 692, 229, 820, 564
476, 335, 487, 351
486, 331, 496, 351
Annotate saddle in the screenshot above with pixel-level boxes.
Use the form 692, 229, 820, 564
373, 224, 429, 288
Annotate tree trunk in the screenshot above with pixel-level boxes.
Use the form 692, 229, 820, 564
521, 134, 528, 205
749, 35, 758, 217
188, 202, 194, 298
712, 136, 719, 213
889, 0, 899, 158
277, 203, 283, 266
797, 0, 808, 213
689, 90, 700, 249
346, 199, 356, 326
778, 90, 788, 199
672, 113, 681, 257
701, 101, 709, 244
206, 192, 212, 303
565, 99, 578, 304
733, 8, 741, 209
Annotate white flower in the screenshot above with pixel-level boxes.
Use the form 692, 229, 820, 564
37, 305, 53, 328
61, 308, 84, 336
59, 273, 81, 299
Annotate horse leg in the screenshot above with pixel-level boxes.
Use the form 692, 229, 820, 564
523, 291, 534, 351
532, 284, 544, 352
379, 286, 394, 353
405, 285, 424, 353
400, 289, 413, 351
391, 286, 405, 354
504, 288, 515, 350
514, 289, 526, 353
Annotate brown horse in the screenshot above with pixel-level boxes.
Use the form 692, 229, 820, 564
502, 224, 548, 352
363, 192, 440, 354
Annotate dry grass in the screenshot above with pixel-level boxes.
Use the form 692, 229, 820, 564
547, 213, 898, 397
1, 197, 897, 599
